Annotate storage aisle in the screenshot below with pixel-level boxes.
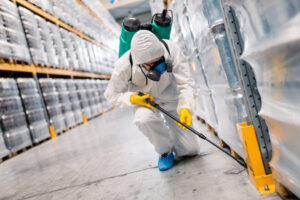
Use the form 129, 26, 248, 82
0, 108, 280, 200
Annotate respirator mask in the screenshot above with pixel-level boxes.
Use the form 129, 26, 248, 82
146, 57, 172, 81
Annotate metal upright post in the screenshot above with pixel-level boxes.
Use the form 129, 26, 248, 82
218, 0, 272, 174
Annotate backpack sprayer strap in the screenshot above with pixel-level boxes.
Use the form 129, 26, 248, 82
158, 39, 170, 55
129, 53, 133, 81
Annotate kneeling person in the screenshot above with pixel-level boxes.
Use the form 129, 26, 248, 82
104, 30, 200, 171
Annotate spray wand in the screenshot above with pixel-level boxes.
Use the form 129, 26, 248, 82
138, 92, 246, 168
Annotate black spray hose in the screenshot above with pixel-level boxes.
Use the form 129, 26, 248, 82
138, 92, 246, 168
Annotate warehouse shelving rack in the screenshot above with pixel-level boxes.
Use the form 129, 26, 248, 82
11, 0, 118, 52
0, 0, 116, 162
0, 0, 113, 80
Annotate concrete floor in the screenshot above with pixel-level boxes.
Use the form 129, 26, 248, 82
0, 107, 281, 200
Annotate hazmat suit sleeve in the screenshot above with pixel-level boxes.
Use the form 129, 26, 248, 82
168, 41, 196, 115
104, 52, 135, 107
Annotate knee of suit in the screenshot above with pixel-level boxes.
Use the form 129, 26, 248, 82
133, 107, 161, 126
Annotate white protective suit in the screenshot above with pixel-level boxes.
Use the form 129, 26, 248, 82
104, 31, 200, 156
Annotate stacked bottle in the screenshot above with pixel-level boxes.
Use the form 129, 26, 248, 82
0, 128, 9, 158
35, 15, 59, 68
66, 79, 83, 125
0, 78, 32, 152
17, 78, 50, 143
0, 1, 31, 62
39, 78, 66, 133
54, 79, 76, 129
19, 7, 47, 65
75, 80, 92, 119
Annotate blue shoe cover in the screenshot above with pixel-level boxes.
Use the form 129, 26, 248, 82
158, 152, 174, 171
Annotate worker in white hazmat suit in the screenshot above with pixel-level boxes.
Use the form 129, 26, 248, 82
104, 30, 200, 171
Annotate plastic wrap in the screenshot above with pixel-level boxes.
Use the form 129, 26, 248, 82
0, 1, 31, 62
95, 79, 103, 112
100, 80, 112, 111
190, 55, 217, 122
149, 0, 165, 16
28, 0, 54, 15
54, 79, 76, 128
170, 0, 220, 128
176, 1, 195, 56
81, 0, 121, 36
83, 80, 97, 117
75, 80, 92, 119
79, 39, 92, 72
87, 80, 102, 116
226, 0, 300, 196
66, 79, 83, 124
0, 78, 32, 152
50, 0, 110, 43
169, 2, 186, 52
46, 22, 69, 69
39, 78, 66, 133
0, 128, 9, 158
102, 47, 117, 75
203, 0, 247, 157
169, 0, 248, 157
93, 80, 102, 114
69, 33, 85, 71
19, 6, 48, 65
35, 15, 59, 68
169, 0, 218, 126
59, 28, 79, 70
17, 78, 50, 143
92, 45, 103, 73
85, 42, 97, 72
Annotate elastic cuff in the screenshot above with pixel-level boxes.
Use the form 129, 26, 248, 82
121, 92, 136, 106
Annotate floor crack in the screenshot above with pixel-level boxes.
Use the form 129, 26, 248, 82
21, 166, 157, 200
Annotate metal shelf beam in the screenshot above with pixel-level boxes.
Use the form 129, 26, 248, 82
0, 63, 111, 79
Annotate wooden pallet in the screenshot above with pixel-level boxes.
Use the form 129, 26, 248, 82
35, 63, 47, 68
196, 115, 206, 124
219, 138, 229, 148
0, 137, 53, 163
230, 148, 242, 159
0, 153, 11, 163
35, 137, 51, 146
0, 58, 14, 64
63, 123, 83, 132
56, 130, 64, 136
274, 179, 299, 200
199, 118, 242, 159
13, 60, 29, 65
205, 122, 218, 136
203, 121, 242, 159
0, 58, 31, 65
8, 145, 34, 159
62, 126, 73, 133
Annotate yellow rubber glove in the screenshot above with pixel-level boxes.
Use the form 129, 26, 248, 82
176, 108, 192, 130
130, 93, 156, 109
